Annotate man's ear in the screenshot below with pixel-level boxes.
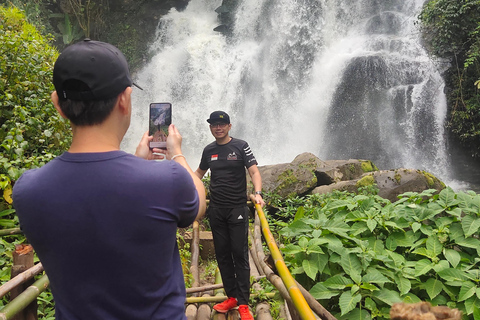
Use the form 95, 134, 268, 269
51, 91, 68, 119
117, 87, 132, 115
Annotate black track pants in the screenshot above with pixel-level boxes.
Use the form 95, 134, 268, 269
208, 206, 250, 305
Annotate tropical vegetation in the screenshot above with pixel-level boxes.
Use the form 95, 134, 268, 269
419, 0, 480, 157
268, 187, 480, 319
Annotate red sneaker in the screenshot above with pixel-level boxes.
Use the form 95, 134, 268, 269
213, 297, 237, 313
238, 305, 254, 320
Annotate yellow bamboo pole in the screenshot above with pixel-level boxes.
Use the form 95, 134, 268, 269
249, 195, 316, 320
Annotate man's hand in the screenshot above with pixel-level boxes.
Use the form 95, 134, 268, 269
135, 131, 165, 160
155, 124, 183, 159
255, 194, 266, 207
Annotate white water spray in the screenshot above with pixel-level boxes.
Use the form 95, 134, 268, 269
123, 0, 452, 183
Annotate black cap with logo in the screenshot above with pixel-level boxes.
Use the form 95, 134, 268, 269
207, 111, 230, 124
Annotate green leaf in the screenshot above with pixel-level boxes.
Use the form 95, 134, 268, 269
324, 219, 351, 237
303, 258, 318, 280
309, 283, 339, 300
437, 268, 469, 281
366, 218, 377, 232
386, 250, 406, 267
443, 248, 461, 268
412, 222, 421, 232
325, 200, 351, 211
364, 297, 376, 311
360, 282, 379, 291
414, 259, 433, 277
462, 215, 480, 237
459, 281, 476, 302
426, 235, 443, 256
473, 303, 480, 320
372, 288, 401, 306
339, 308, 371, 320
464, 295, 480, 315
341, 253, 363, 277
456, 236, 480, 250
282, 244, 302, 255
433, 260, 450, 273
438, 187, 460, 208
401, 293, 422, 304
339, 291, 361, 315
298, 237, 308, 249
362, 269, 392, 284
323, 274, 353, 289
425, 278, 443, 300
293, 206, 305, 221
395, 275, 412, 295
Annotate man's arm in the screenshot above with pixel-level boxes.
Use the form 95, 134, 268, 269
247, 164, 265, 207
164, 125, 206, 221
195, 168, 207, 180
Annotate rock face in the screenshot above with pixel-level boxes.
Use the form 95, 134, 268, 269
248, 152, 445, 202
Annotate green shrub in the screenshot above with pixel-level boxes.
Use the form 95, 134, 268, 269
0, 6, 71, 317
0, 5, 71, 209
419, 0, 480, 157
277, 187, 480, 319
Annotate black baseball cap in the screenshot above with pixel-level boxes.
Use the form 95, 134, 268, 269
53, 38, 142, 101
207, 111, 230, 124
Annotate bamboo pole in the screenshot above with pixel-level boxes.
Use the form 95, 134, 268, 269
186, 293, 276, 304
0, 275, 49, 320
249, 250, 274, 320
251, 201, 337, 320
251, 215, 301, 320
196, 294, 212, 320
250, 195, 316, 320
0, 264, 44, 299
248, 229, 264, 276
186, 275, 265, 294
10, 245, 36, 320
190, 220, 200, 296
0, 229, 22, 237
185, 304, 197, 320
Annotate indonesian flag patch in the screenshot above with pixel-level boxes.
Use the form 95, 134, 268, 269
211, 154, 218, 161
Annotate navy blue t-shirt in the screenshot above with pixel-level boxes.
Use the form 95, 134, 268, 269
199, 138, 257, 207
12, 151, 199, 320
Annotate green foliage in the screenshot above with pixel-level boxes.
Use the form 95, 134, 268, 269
0, 7, 70, 318
0, 5, 71, 205
276, 187, 480, 319
419, 0, 480, 157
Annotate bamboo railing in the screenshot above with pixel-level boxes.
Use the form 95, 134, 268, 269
249, 195, 317, 320
0, 275, 49, 320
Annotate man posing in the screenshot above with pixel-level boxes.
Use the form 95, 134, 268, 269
195, 111, 265, 320
12, 39, 206, 320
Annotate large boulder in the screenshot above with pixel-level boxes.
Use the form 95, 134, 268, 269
249, 152, 445, 202
249, 153, 325, 198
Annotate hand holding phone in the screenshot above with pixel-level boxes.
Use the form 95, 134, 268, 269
149, 103, 172, 149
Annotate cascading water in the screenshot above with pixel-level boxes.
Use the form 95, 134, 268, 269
123, 0, 455, 185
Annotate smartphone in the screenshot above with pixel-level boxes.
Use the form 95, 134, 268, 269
149, 103, 172, 149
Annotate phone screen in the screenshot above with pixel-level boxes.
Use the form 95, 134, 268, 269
149, 103, 172, 149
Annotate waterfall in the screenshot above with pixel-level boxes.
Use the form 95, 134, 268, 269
123, 0, 452, 183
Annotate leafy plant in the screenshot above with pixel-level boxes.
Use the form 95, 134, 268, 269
278, 187, 480, 319
0, 5, 71, 210
419, 0, 480, 157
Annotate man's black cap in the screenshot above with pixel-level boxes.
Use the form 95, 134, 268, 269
53, 39, 141, 101
207, 111, 230, 124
